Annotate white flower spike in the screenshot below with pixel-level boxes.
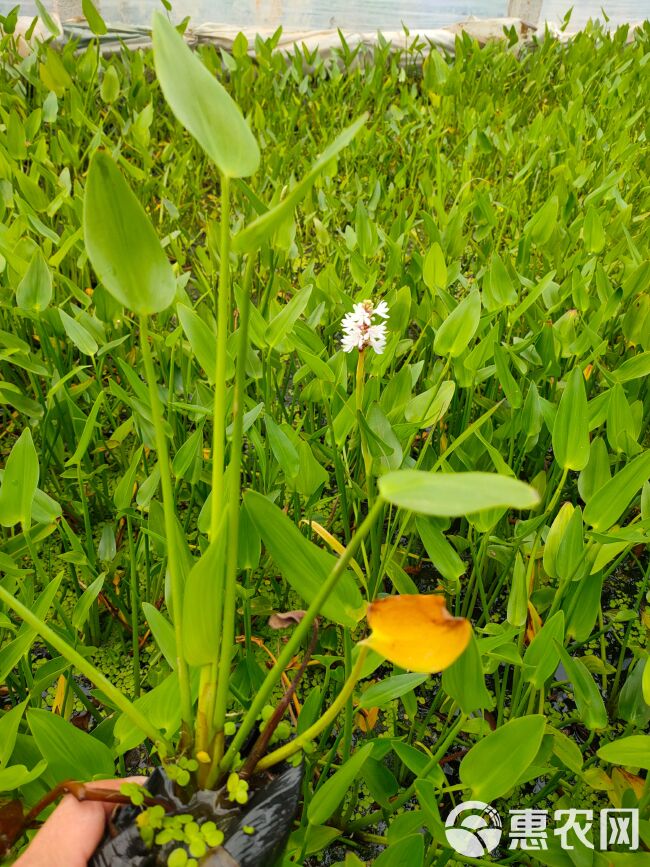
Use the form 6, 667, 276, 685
341, 299, 389, 354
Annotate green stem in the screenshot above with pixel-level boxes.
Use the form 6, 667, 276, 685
126, 513, 140, 699
212, 497, 385, 785
0, 584, 170, 752
210, 174, 232, 539
139, 316, 192, 736
212, 255, 255, 756
256, 647, 369, 771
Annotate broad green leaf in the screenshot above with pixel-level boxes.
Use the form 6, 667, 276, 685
266, 417, 300, 478
100, 64, 120, 103
556, 643, 608, 730
82, 0, 107, 34
583, 206, 605, 253
0, 429, 39, 529
307, 743, 373, 826
460, 715, 546, 801
555, 505, 585, 582
59, 309, 98, 356
244, 491, 363, 627
152, 13, 259, 178
583, 450, 650, 531
543, 503, 574, 580
578, 437, 611, 503
16, 250, 52, 312
433, 291, 481, 358
35, 0, 62, 35
181, 534, 226, 667
597, 736, 650, 770
378, 470, 539, 516
405, 381, 455, 428
523, 611, 565, 689
177, 304, 219, 383
84, 151, 176, 315
374, 834, 424, 867
113, 670, 192, 754
494, 345, 522, 408
142, 603, 177, 671
442, 632, 493, 713
0, 762, 47, 790
0, 574, 63, 683
483, 253, 517, 311
28, 708, 114, 783
611, 351, 650, 384
0, 700, 28, 769
416, 516, 465, 586
507, 553, 528, 627
233, 115, 367, 252
358, 674, 428, 709
552, 367, 590, 471
526, 195, 558, 244
550, 726, 583, 773
422, 242, 447, 293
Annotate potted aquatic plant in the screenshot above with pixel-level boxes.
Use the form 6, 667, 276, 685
0, 12, 542, 865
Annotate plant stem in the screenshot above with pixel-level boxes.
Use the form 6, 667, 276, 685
211, 497, 385, 785
212, 254, 254, 761
126, 513, 140, 698
139, 315, 192, 738
0, 584, 170, 752
257, 646, 369, 771
210, 173, 232, 539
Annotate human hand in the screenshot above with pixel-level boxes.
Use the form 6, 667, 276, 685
14, 777, 147, 867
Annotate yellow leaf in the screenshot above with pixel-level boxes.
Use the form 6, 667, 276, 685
362, 594, 471, 673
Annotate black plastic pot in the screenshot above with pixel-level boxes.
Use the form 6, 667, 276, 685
89, 763, 303, 867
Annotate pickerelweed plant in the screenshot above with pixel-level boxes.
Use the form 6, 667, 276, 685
0, 11, 538, 803
0, 7, 649, 865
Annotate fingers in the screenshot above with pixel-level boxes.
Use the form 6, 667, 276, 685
13, 777, 149, 867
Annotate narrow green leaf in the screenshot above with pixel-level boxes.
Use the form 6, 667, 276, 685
244, 491, 363, 627
556, 642, 608, 730
307, 743, 373, 826
65, 391, 104, 466
358, 674, 428, 709
583, 450, 650, 531
233, 115, 367, 252
72, 574, 104, 631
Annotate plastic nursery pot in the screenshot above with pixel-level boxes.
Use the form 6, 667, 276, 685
89, 763, 303, 867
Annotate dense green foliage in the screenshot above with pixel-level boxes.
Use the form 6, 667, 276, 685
0, 11, 649, 866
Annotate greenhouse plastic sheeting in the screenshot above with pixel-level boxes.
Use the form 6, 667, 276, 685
22, 16, 546, 57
